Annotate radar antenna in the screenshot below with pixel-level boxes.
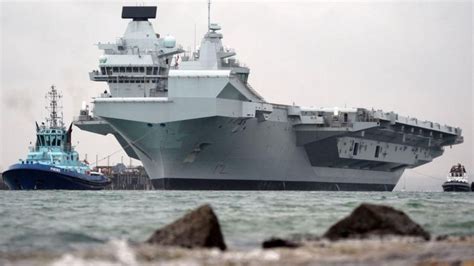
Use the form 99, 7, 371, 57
45, 85, 64, 128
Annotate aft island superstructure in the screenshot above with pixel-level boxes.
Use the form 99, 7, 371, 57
75, 6, 463, 191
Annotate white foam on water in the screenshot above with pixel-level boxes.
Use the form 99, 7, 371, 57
221, 249, 280, 261
50, 239, 138, 266
112, 239, 138, 265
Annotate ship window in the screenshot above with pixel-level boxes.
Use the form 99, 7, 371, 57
119, 80, 123, 83
139, 67, 144, 73
119, 67, 125, 72
153, 67, 158, 75
133, 67, 138, 72
106, 67, 112, 75
39, 135, 45, 146
57, 140, 61, 146
375, 146, 381, 158
113, 67, 118, 72
100, 67, 106, 75
353, 143, 359, 156
130, 80, 135, 83
146, 67, 152, 75
126, 67, 132, 72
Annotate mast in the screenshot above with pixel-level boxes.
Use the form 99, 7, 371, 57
45, 85, 64, 128
194, 23, 196, 56
208, 0, 211, 31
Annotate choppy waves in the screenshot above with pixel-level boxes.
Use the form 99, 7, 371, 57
0, 191, 472, 262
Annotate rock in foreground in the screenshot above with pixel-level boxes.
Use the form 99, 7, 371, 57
262, 237, 300, 249
324, 203, 430, 240
146, 204, 226, 250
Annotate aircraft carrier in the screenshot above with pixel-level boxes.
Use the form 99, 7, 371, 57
74, 6, 463, 191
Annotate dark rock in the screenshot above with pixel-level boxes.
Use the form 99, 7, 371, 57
436, 235, 449, 241
146, 204, 226, 250
323, 203, 430, 241
288, 233, 322, 242
262, 237, 301, 249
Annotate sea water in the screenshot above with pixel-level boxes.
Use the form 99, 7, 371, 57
0, 191, 472, 255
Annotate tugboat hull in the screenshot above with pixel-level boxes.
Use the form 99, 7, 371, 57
2, 164, 110, 190
442, 181, 471, 192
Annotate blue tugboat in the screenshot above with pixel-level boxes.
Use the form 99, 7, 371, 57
2, 86, 110, 190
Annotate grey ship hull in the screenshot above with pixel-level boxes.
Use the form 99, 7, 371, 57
76, 86, 462, 192
80, 113, 418, 191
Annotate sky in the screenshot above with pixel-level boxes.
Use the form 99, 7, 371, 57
0, 0, 472, 191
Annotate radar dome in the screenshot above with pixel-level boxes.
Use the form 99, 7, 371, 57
98, 55, 107, 64
209, 23, 221, 31
163, 35, 176, 48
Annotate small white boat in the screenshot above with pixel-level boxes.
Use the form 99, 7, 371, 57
442, 164, 471, 192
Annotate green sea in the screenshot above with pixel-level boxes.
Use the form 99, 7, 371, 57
0, 191, 473, 264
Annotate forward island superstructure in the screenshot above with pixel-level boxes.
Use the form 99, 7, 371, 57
75, 6, 463, 191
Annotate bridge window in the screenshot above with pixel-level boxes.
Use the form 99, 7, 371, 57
126, 67, 132, 72
119, 67, 125, 72
113, 67, 118, 72
139, 67, 144, 73
146, 67, 152, 75
100, 67, 106, 75
133, 67, 138, 72
375, 146, 381, 158
353, 143, 359, 156
153, 67, 158, 75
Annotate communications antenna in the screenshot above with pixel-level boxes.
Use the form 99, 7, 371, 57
45, 85, 64, 128
208, 0, 211, 31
